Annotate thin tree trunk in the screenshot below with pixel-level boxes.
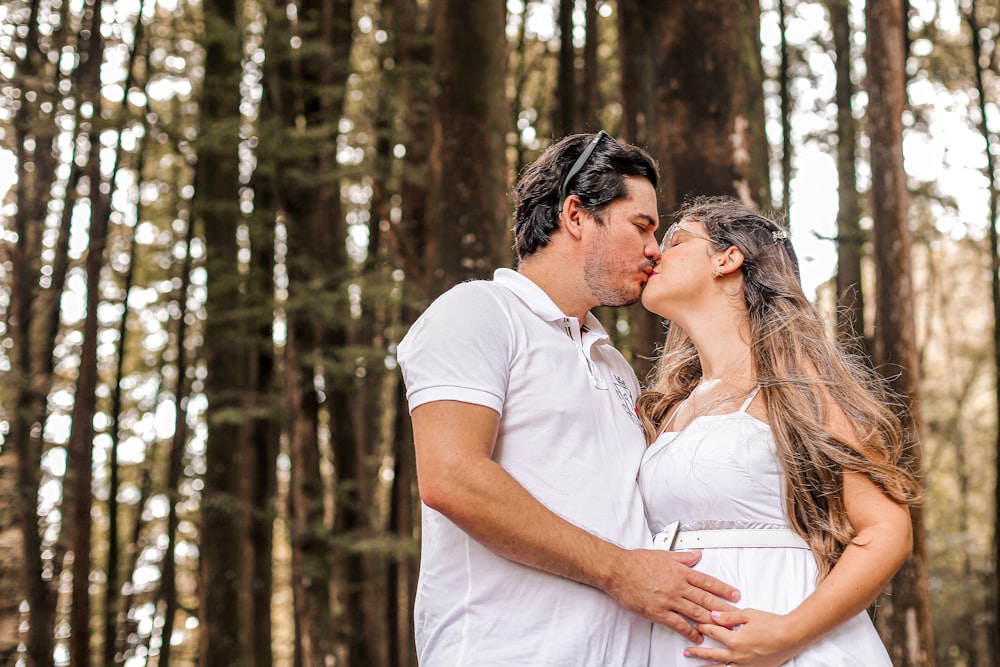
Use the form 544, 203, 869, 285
556, 0, 576, 134
158, 214, 196, 667
65, 1, 110, 661
386, 1, 430, 661
829, 0, 867, 348
777, 0, 792, 221
248, 193, 277, 667
388, 380, 418, 667
865, 1, 936, 664
509, 0, 531, 178
0, 448, 20, 665
7, 0, 62, 660
966, 3, 1000, 664
103, 220, 138, 667
583, 0, 599, 130
116, 426, 157, 661
196, 0, 252, 660
100, 8, 148, 662
355, 26, 399, 666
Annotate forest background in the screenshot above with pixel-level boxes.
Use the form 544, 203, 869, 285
1, 0, 999, 665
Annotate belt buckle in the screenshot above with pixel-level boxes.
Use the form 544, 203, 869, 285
652, 521, 680, 550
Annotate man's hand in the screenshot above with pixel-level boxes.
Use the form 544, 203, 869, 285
607, 549, 741, 643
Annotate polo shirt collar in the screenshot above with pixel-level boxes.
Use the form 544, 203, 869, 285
493, 268, 609, 340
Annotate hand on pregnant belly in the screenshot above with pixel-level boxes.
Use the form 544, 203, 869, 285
683, 608, 802, 667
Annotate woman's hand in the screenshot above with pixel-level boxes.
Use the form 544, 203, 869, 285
681, 608, 803, 667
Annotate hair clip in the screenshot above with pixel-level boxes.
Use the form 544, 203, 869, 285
771, 229, 788, 244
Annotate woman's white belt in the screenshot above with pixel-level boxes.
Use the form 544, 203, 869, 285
652, 522, 809, 550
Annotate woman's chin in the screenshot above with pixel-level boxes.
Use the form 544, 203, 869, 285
640, 291, 669, 318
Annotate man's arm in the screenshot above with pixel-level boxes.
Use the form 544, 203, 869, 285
412, 399, 740, 642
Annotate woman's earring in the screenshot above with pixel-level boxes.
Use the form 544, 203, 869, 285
712, 269, 721, 278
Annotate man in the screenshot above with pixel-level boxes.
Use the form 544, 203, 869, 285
397, 132, 740, 665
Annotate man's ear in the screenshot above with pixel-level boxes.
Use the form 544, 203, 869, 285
714, 245, 745, 277
561, 194, 586, 241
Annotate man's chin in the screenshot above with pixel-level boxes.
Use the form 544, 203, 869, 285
600, 291, 641, 309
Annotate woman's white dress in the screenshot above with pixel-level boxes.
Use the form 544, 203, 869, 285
638, 390, 892, 666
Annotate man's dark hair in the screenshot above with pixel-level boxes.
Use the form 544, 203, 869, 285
512, 132, 659, 260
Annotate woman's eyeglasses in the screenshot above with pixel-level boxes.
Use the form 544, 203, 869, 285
660, 224, 715, 253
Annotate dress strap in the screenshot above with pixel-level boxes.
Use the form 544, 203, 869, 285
659, 396, 690, 432
738, 386, 762, 412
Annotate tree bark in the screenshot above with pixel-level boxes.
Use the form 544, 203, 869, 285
829, 0, 867, 349
158, 213, 197, 667
196, 0, 253, 661
65, 0, 110, 662
102, 220, 138, 667
425, 0, 509, 299
386, 1, 430, 661
583, 0, 599, 131
966, 3, 1000, 665
556, 0, 576, 134
625, 0, 771, 380
6, 0, 64, 662
777, 0, 792, 220
865, 1, 936, 664
616, 0, 660, 378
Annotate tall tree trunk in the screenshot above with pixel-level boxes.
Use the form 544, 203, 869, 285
196, 0, 252, 661
966, 3, 1000, 664
248, 199, 277, 667
260, 0, 353, 662
617, 0, 659, 379
583, 0, 599, 130
6, 0, 64, 663
426, 0, 508, 296
617, 0, 656, 149
626, 0, 771, 380
509, 0, 532, 178
386, 1, 430, 661
556, 0, 576, 134
777, 0, 792, 221
648, 0, 770, 209
387, 378, 418, 667
158, 214, 197, 667
103, 220, 138, 667
0, 445, 20, 665
829, 0, 867, 348
865, 1, 936, 664
65, 0, 110, 662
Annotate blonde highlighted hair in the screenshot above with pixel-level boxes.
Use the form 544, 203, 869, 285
636, 196, 921, 578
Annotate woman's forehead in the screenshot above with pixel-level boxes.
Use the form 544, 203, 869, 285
676, 216, 707, 232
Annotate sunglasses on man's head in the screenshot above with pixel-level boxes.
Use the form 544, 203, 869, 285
557, 130, 609, 214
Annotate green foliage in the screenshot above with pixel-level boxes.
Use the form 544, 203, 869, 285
1, 0, 999, 663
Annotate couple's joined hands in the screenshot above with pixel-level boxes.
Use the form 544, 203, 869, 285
611, 550, 800, 666
685, 608, 802, 667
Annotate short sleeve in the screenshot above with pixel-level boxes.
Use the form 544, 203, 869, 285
396, 282, 514, 415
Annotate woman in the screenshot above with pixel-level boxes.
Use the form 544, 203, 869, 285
636, 196, 921, 666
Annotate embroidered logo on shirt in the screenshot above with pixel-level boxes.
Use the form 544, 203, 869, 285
613, 374, 642, 427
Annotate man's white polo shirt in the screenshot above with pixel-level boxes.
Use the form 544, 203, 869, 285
397, 268, 653, 666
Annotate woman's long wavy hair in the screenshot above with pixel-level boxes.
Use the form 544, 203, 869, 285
635, 196, 921, 578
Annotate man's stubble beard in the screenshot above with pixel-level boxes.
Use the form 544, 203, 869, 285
583, 247, 643, 308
